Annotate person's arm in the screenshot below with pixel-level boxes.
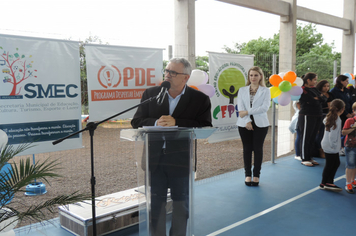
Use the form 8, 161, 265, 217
328, 126, 340, 149
237, 88, 248, 118
247, 88, 271, 116
131, 89, 159, 128
308, 90, 325, 105
342, 126, 356, 136
342, 118, 355, 136
237, 87, 252, 123
318, 93, 328, 105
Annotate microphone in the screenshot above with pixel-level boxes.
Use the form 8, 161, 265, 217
156, 81, 171, 105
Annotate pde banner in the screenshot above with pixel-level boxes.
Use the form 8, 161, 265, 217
208, 52, 254, 143
0, 34, 82, 155
86, 44, 163, 121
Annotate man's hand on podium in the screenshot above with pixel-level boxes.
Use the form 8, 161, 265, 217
157, 115, 176, 127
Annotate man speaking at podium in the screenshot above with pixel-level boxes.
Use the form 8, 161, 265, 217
131, 57, 212, 236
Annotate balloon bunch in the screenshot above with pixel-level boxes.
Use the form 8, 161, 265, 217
344, 73, 355, 87
187, 70, 215, 97
269, 71, 303, 106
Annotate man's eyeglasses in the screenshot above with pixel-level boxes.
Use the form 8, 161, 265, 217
162, 69, 187, 77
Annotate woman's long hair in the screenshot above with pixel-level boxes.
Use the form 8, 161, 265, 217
316, 80, 329, 93
246, 66, 266, 87
334, 74, 349, 89
325, 99, 345, 131
302, 72, 317, 86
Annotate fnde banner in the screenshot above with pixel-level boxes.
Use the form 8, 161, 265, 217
208, 52, 254, 143
86, 45, 163, 121
0, 34, 82, 155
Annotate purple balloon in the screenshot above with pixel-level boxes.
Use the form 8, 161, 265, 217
278, 92, 291, 106
197, 84, 215, 98
289, 86, 303, 96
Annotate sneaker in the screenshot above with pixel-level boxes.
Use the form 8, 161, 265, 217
295, 156, 302, 161
339, 148, 345, 156
351, 180, 356, 189
319, 184, 325, 189
345, 184, 354, 194
324, 183, 343, 192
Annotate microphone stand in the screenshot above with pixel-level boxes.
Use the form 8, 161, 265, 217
52, 95, 157, 236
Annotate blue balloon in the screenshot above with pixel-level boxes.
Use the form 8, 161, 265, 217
344, 73, 352, 80
291, 95, 301, 101
272, 97, 279, 104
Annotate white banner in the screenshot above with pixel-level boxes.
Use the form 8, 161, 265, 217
208, 52, 254, 143
86, 45, 163, 121
0, 34, 82, 155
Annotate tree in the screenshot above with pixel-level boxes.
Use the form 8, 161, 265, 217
297, 42, 341, 82
224, 34, 279, 55
223, 34, 279, 80
195, 56, 209, 73
79, 36, 108, 114
223, 23, 341, 82
295, 23, 324, 57
0, 47, 37, 96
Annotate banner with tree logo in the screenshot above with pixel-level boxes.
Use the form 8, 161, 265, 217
85, 44, 163, 121
0, 34, 82, 155
208, 52, 254, 142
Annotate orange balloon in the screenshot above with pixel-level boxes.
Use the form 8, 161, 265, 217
283, 71, 297, 83
189, 85, 199, 90
269, 74, 283, 87
351, 73, 355, 80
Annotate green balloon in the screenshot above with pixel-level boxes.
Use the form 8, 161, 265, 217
279, 80, 292, 92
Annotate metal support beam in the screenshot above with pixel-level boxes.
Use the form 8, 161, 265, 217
297, 6, 351, 34
217, 0, 352, 33
218, 0, 289, 16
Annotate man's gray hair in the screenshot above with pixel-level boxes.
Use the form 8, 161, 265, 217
170, 57, 192, 75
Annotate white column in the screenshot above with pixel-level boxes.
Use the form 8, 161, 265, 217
341, 0, 356, 74
279, 0, 297, 72
174, 0, 196, 68
278, 0, 297, 156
